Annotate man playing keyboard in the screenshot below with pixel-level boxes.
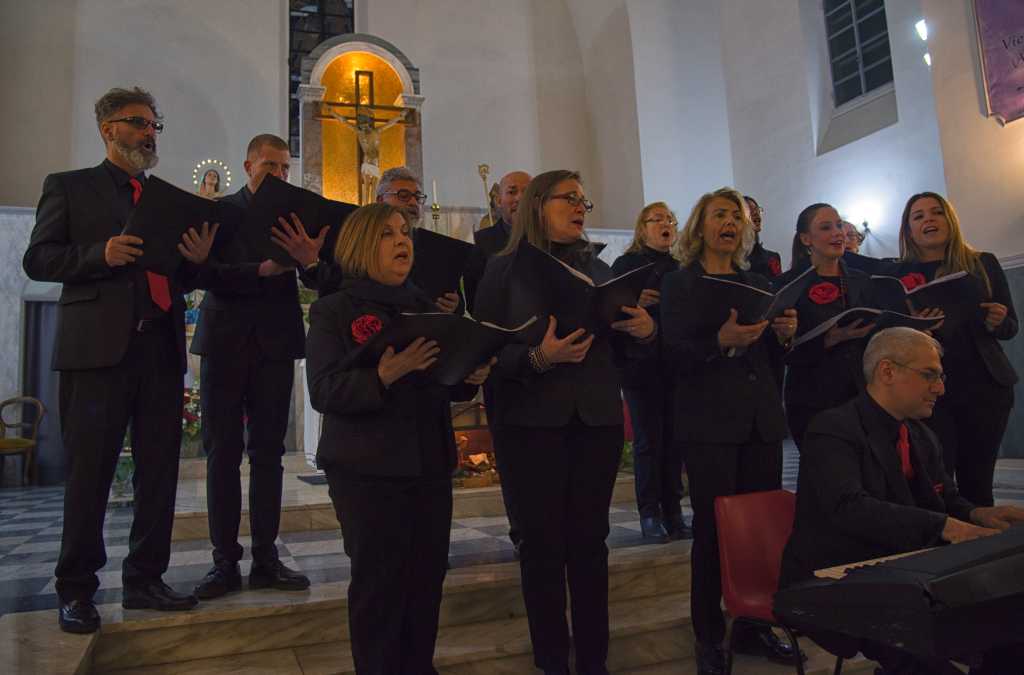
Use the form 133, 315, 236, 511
779, 327, 1024, 675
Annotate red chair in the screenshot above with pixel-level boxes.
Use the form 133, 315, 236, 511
714, 489, 843, 675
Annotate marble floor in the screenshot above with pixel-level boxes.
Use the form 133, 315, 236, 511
1, 444, 1022, 620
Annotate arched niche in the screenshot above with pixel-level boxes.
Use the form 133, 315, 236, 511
298, 34, 424, 200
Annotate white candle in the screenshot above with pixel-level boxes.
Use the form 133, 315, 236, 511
432, 179, 439, 205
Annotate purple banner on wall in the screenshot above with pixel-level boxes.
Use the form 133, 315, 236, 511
975, 0, 1024, 125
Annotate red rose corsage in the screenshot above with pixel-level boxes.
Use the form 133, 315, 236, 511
768, 257, 782, 277
351, 314, 383, 344
900, 272, 927, 291
808, 282, 841, 305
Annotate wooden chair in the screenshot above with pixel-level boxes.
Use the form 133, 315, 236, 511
0, 397, 45, 486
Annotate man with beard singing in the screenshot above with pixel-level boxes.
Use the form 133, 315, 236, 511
24, 87, 218, 633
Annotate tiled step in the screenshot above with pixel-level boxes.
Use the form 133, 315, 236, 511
92, 541, 692, 672
170, 473, 640, 541
258, 590, 695, 675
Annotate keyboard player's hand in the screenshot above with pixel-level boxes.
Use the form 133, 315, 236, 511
969, 505, 1024, 532
941, 516, 1000, 544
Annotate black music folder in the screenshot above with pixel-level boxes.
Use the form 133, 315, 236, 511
791, 307, 945, 350
242, 174, 329, 265
700, 266, 815, 324
354, 313, 537, 386
870, 271, 983, 332
124, 175, 242, 276
513, 242, 654, 334
410, 228, 474, 300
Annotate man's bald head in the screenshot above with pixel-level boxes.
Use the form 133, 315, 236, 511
497, 171, 531, 225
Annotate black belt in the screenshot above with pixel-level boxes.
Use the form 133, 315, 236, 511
135, 318, 171, 333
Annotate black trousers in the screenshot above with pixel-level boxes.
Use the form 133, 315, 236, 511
926, 376, 1013, 507
684, 438, 782, 645
496, 418, 623, 674
55, 328, 182, 602
489, 421, 521, 546
623, 386, 684, 520
785, 403, 820, 452
325, 470, 452, 675
200, 336, 293, 567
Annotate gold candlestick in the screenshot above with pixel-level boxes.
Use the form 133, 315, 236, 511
431, 200, 441, 234
477, 163, 492, 232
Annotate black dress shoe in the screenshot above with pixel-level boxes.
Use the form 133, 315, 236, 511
193, 564, 242, 600
696, 641, 726, 675
249, 559, 310, 591
122, 580, 199, 611
733, 626, 804, 664
640, 515, 669, 541
58, 599, 100, 634
664, 513, 693, 540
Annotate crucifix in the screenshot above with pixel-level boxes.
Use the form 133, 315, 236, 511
321, 70, 413, 204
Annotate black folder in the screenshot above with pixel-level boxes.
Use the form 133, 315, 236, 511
241, 174, 330, 265
410, 228, 474, 300
354, 313, 538, 386
870, 272, 983, 332
124, 175, 242, 276
512, 243, 654, 335
791, 307, 945, 350
700, 266, 815, 324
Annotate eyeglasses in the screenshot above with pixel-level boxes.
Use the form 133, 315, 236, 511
643, 216, 677, 226
752, 206, 765, 216
108, 116, 164, 133
549, 192, 594, 212
892, 362, 946, 385
382, 189, 427, 204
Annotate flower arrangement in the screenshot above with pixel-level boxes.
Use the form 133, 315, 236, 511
182, 385, 202, 442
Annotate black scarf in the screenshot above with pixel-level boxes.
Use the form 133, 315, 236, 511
340, 277, 428, 313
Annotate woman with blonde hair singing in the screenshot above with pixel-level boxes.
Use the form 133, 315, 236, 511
898, 191, 1017, 507
660, 188, 799, 674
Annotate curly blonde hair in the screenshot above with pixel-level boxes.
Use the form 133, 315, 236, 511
673, 188, 754, 270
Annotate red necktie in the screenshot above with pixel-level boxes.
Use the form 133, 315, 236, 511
129, 177, 171, 313
897, 423, 915, 479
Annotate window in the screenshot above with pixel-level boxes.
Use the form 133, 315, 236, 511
289, 0, 355, 156
824, 0, 893, 107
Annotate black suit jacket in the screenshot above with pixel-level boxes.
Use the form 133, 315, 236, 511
748, 241, 782, 279
189, 187, 306, 360
779, 393, 975, 590
464, 219, 512, 317
23, 163, 199, 372
472, 240, 641, 428
660, 264, 788, 444
305, 279, 475, 477
848, 251, 1019, 387
779, 264, 875, 409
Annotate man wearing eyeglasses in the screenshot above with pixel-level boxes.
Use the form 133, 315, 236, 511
779, 327, 1024, 675
374, 166, 461, 314
24, 86, 218, 633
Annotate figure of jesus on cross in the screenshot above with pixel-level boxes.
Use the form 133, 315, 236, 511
327, 104, 411, 204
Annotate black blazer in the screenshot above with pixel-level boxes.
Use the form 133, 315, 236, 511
189, 187, 306, 360
849, 251, 1019, 388
748, 241, 783, 279
610, 246, 679, 389
305, 278, 476, 477
464, 219, 512, 317
779, 393, 975, 590
23, 164, 199, 372
660, 264, 788, 445
779, 264, 875, 409
951, 252, 1018, 387
473, 240, 639, 428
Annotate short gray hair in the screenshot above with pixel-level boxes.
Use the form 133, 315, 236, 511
94, 87, 160, 129
376, 166, 420, 197
863, 327, 943, 383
